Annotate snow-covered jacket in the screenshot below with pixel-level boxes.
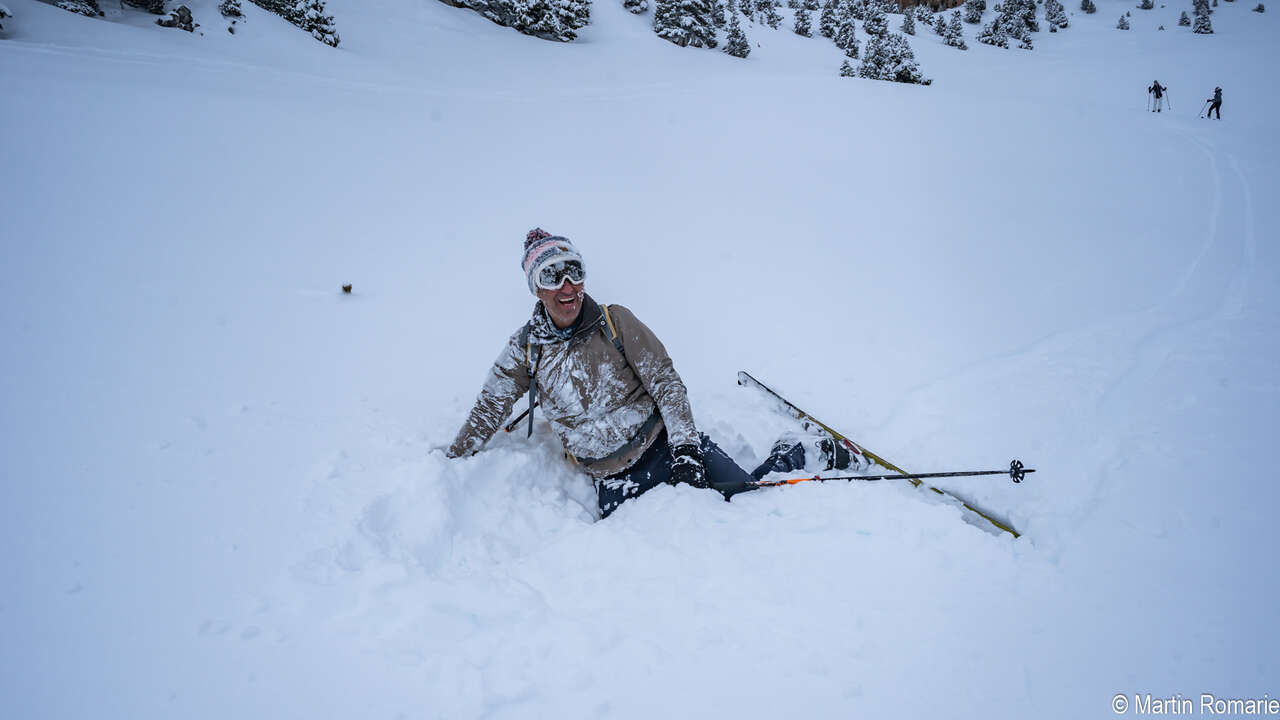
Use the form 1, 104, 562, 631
448, 294, 698, 478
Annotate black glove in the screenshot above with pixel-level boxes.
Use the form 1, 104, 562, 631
670, 443, 710, 489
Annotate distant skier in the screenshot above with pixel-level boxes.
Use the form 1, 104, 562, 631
446, 228, 857, 518
1206, 86, 1222, 119
1149, 80, 1167, 112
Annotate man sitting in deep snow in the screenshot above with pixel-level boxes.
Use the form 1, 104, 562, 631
447, 228, 856, 518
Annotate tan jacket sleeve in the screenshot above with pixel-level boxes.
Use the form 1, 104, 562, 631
447, 329, 531, 458
607, 305, 699, 450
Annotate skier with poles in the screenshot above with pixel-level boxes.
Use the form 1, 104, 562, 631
1204, 86, 1222, 119
1149, 80, 1168, 112
445, 228, 858, 518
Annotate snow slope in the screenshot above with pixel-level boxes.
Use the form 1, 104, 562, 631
2, 0, 1278, 717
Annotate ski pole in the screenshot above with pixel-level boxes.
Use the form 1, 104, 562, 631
751, 459, 1035, 488
504, 403, 538, 433
1199, 99, 1210, 118
1166, 91, 1173, 111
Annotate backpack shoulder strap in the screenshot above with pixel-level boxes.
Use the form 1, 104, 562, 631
519, 322, 541, 437
599, 303, 626, 359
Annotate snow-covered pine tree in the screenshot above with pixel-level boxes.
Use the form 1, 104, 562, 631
738, 0, 754, 19
840, 58, 857, 76
1193, 0, 1213, 30
294, 0, 340, 45
654, 0, 719, 46
755, 0, 783, 26
820, 0, 839, 36
219, 0, 242, 17
1013, 0, 1037, 34
710, 0, 728, 27
977, 18, 1008, 46
963, 0, 983, 22
1080, 0, 1096, 12
849, 0, 866, 20
901, 8, 914, 33
803, 0, 820, 10
858, 31, 925, 84
787, 0, 801, 7
123, 0, 164, 13
52, 0, 102, 17
794, 5, 813, 35
1138, 0, 1153, 8
127, 0, 167, 13
1178, 9, 1190, 22
625, 0, 649, 14
862, 0, 887, 34
913, 2, 931, 22
945, 10, 967, 47
1116, 13, 1130, 27
1045, 0, 1066, 28
725, 10, 750, 56
0, 3, 10, 31
863, 0, 889, 35
1253, 3, 1264, 12
834, 16, 860, 56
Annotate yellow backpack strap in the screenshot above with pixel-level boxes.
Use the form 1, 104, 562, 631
600, 304, 626, 359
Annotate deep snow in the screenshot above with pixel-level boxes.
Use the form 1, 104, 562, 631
2, 0, 1278, 717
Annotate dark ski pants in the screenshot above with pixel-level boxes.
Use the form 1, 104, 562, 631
596, 429, 806, 518
1208, 101, 1221, 119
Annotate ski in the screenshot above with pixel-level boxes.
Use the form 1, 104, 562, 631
737, 370, 1022, 538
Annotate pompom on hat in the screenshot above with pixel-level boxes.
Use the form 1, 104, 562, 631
522, 227, 585, 295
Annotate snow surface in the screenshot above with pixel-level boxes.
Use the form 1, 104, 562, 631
2, 0, 1278, 717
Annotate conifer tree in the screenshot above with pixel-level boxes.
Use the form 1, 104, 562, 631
725, 10, 751, 56
220, 0, 243, 17
1138, 0, 1153, 8
1193, 0, 1213, 31
834, 16, 860, 55
123, 0, 164, 14
654, 0, 720, 46
863, 1, 887, 35
977, 18, 1008, 46
1178, 9, 1191, 23
1116, 13, 1130, 28
1045, 0, 1067, 28
901, 7, 915, 33
1080, 0, 1096, 12
804, 0, 821, 10
794, 5, 813, 35
625, 0, 649, 14
858, 31, 925, 84
53, 0, 103, 16
756, 0, 783, 26
739, 0, 754, 19
840, 58, 857, 76
963, 0, 983, 22
849, 0, 866, 20
820, 0, 840, 36
945, 10, 968, 47
1253, 3, 1264, 11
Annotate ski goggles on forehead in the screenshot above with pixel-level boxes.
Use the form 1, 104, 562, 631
535, 259, 586, 290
